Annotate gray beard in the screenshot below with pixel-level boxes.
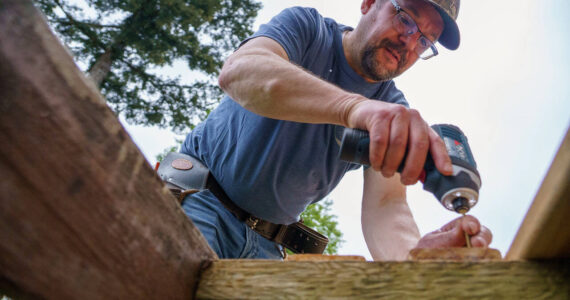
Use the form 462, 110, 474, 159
361, 39, 408, 81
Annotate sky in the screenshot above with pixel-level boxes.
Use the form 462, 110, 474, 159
123, 0, 570, 260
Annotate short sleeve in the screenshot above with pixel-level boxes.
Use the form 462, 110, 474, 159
240, 7, 325, 64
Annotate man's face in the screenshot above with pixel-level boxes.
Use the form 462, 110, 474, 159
357, 0, 444, 81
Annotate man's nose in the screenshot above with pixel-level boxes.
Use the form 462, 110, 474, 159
398, 31, 420, 51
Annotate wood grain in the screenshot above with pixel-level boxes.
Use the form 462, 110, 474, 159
506, 127, 570, 260
0, 1, 216, 299
197, 260, 570, 299
286, 254, 366, 261
408, 247, 502, 261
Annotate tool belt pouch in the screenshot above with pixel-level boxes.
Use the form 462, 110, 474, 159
157, 152, 210, 202
157, 152, 329, 254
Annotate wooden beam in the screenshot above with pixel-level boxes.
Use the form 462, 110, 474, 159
408, 247, 502, 261
506, 127, 570, 260
0, 1, 216, 299
197, 260, 570, 299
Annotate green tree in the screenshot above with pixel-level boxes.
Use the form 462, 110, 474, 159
34, 0, 262, 131
156, 146, 344, 255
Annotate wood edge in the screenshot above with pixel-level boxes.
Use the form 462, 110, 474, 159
408, 247, 503, 261
285, 254, 367, 261
506, 126, 570, 260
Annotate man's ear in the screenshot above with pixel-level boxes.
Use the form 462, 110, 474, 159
361, 0, 376, 14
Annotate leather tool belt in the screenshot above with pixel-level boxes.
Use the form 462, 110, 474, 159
157, 152, 329, 254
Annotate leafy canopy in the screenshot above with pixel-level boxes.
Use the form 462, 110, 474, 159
34, 0, 262, 132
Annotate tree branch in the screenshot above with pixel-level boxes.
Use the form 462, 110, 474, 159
118, 57, 199, 90
52, 0, 105, 49
56, 20, 122, 29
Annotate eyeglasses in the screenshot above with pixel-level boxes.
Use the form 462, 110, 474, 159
390, 0, 438, 60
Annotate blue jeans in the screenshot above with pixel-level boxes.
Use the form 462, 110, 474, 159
181, 190, 284, 259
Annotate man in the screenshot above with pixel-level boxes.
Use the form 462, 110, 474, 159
179, 0, 492, 259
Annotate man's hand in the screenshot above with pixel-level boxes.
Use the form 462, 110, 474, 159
345, 99, 453, 185
414, 215, 493, 248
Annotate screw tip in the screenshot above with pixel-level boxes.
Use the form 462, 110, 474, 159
452, 197, 470, 214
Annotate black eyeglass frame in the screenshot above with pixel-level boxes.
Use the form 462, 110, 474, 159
389, 0, 439, 60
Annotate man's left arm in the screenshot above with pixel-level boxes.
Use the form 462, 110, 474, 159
361, 168, 494, 261
361, 168, 419, 261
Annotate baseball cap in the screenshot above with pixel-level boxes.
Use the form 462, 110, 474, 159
424, 0, 460, 50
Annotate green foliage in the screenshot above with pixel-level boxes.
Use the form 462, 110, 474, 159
295, 198, 344, 255
34, 0, 262, 132
156, 144, 180, 163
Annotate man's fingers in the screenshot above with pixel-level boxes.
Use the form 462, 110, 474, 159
428, 127, 453, 176
460, 216, 492, 247
437, 215, 480, 233
415, 224, 465, 248
357, 102, 450, 180
381, 109, 409, 177
399, 110, 429, 185
368, 116, 391, 171
416, 215, 490, 249
459, 215, 481, 235
470, 226, 493, 247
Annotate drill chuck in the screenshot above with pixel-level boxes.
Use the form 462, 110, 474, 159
339, 124, 481, 213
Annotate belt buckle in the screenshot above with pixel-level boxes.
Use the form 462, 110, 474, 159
246, 216, 259, 230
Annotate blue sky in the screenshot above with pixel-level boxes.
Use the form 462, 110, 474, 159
124, 0, 570, 259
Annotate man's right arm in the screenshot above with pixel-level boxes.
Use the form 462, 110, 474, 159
218, 36, 453, 183
218, 37, 362, 128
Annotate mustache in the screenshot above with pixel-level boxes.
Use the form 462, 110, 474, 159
361, 39, 409, 81
377, 40, 407, 66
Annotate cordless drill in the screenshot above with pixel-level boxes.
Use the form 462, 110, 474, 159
339, 124, 481, 214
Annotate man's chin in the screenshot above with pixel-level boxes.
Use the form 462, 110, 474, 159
361, 57, 402, 82
362, 67, 401, 82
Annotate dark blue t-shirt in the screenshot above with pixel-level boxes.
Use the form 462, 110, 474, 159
182, 7, 408, 224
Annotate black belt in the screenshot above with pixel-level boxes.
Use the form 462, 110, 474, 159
162, 154, 329, 254
203, 174, 329, 254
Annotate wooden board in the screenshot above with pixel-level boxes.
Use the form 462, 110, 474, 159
0, 1, 216, 299
408, 247, 502, 261
197, 260, 570, 299
506, 127, 570, 260
286, 254, 366, 261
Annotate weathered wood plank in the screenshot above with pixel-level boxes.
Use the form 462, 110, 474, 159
0, 1, 216, 299
197, 260, 570, 299
506, 127, 570, 260
408, 247, 502, 261
285, 254, 366, 261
